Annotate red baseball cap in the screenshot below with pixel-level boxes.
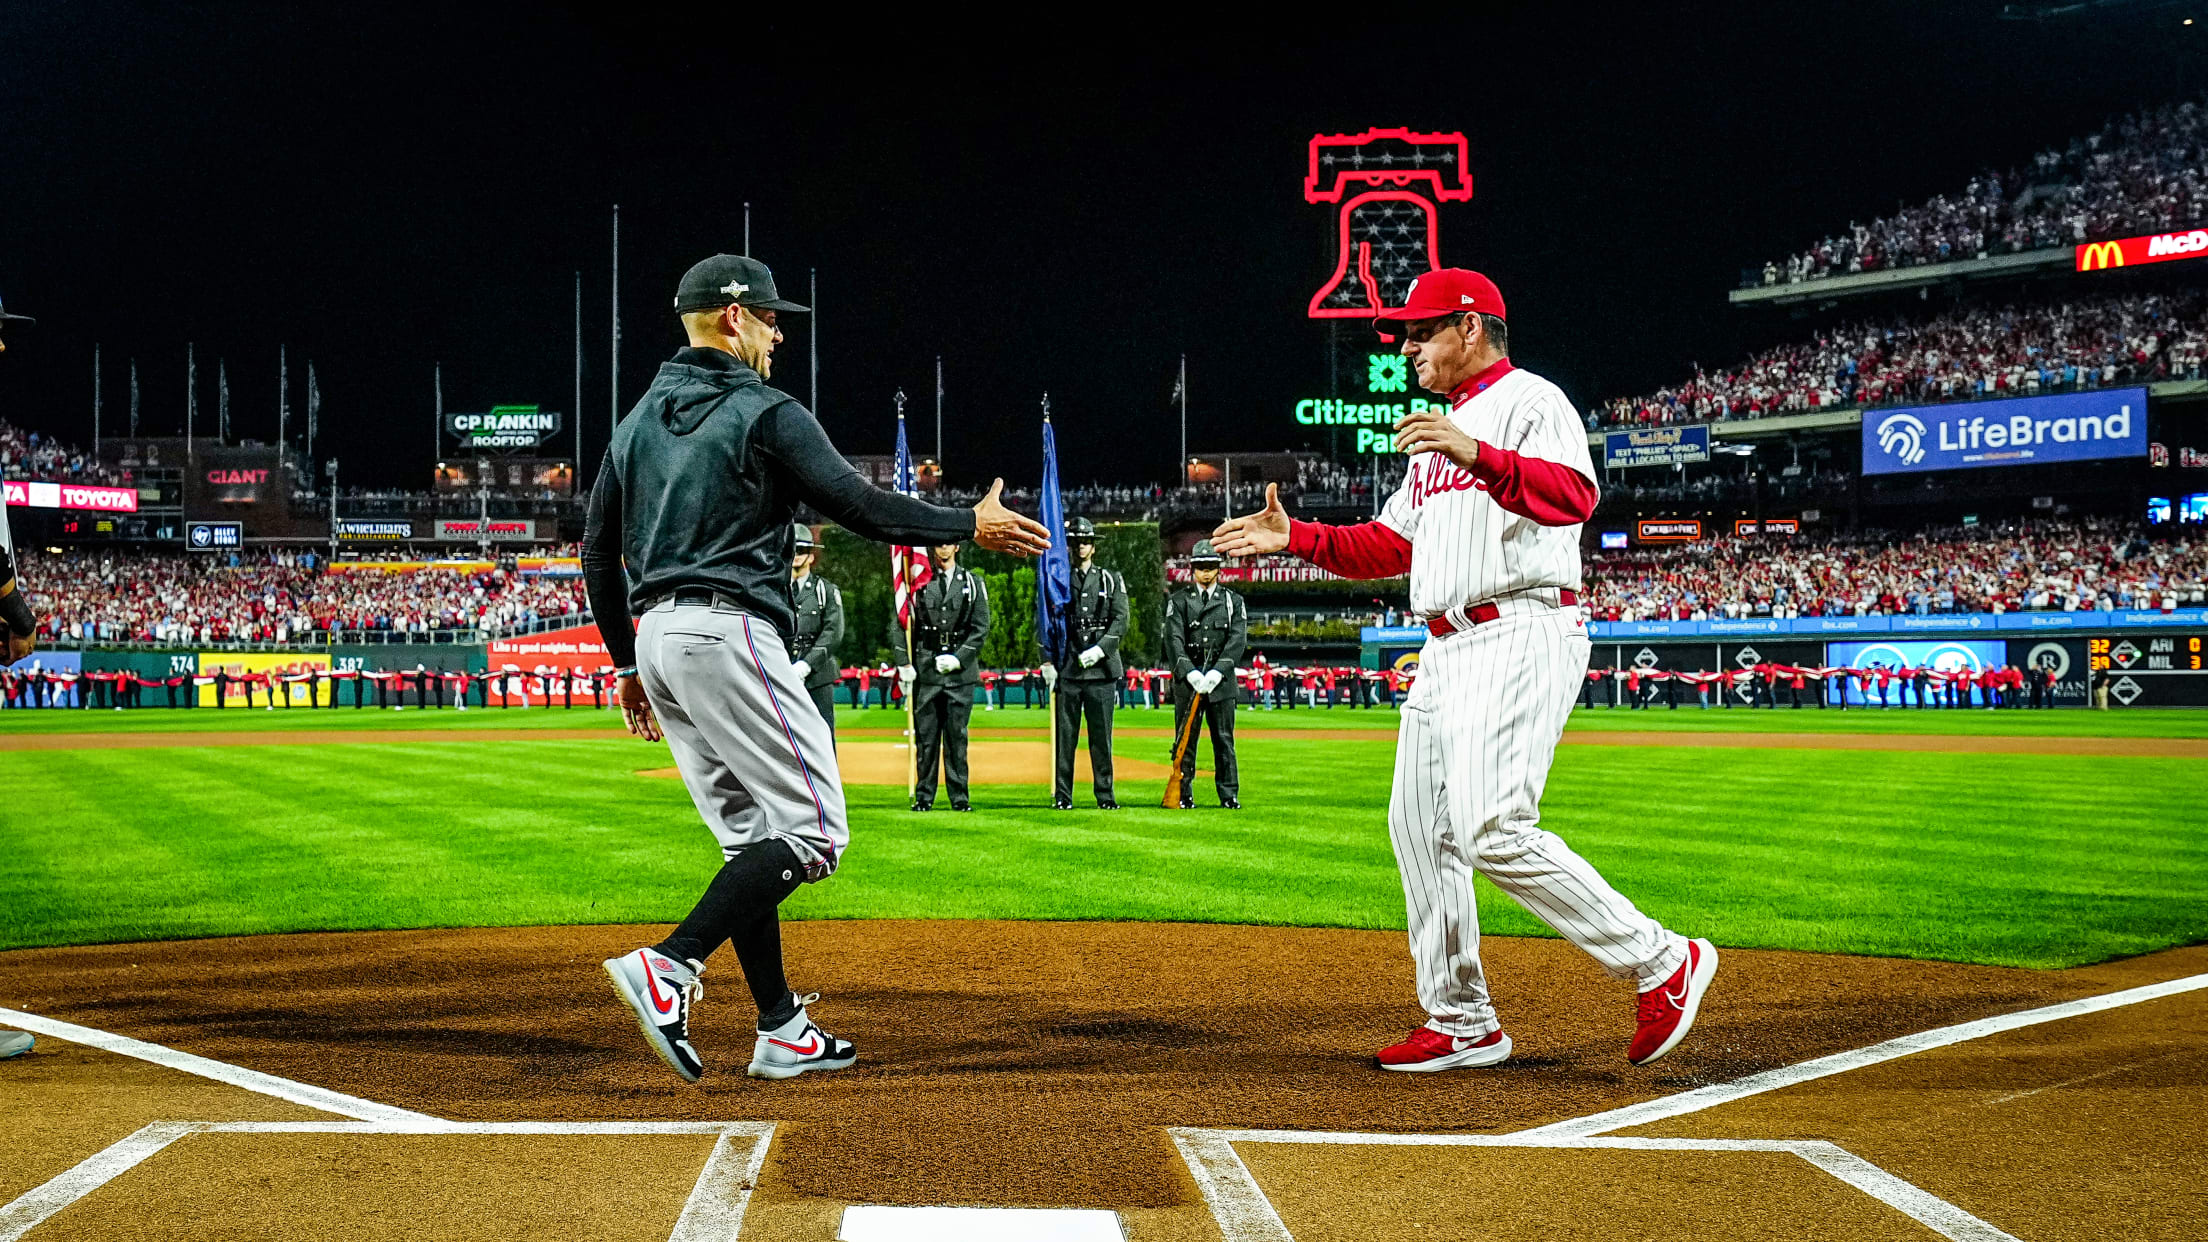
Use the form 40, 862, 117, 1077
1373, 268, 1506, 336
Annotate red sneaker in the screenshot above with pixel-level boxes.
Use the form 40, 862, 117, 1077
1629, 937, 1718, 1066
1376, 1026, 1511, 1073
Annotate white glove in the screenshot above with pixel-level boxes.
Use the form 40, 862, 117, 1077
935, 654, 960, 675
1040, 663, 1059, 687
791, 659, 811, 681
1185, 669, 1206, 690
897, 664, 917, 687
1078, 645, 1105, 668
1202, 670, 1225, 695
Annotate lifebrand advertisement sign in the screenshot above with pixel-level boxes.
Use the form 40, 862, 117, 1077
1860, 387, 2147, 476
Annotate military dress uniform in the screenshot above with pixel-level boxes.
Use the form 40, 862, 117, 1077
890, 561, 991, 811
1162, 541, 1246, 808
1052, 520, 1129, 809
788, 525, 845, 739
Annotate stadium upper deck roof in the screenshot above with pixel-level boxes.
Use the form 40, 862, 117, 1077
1729, 246, 2077, 308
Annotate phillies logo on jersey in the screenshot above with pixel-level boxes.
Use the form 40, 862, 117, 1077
1407, 453, 1483, 506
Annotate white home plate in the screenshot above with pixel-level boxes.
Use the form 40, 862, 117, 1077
838, 1205, 1124, 1241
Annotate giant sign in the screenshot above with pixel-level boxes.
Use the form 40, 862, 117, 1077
1305, 128, 1472, 320
1294, 396, 1447, 455
1825, 638, 2005, 706
1860, 387, 2146, 476
2075, 229, 2208, 272
3, 480, 139, 513
1603, 425, 1711, 469
447, 406, 562, 450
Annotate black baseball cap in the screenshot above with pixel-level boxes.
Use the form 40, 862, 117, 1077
673, 255, 809, 315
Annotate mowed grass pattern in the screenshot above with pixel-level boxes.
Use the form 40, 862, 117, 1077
4, 706, 2205, 967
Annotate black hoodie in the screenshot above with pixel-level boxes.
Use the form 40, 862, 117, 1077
582, 346, 973, 668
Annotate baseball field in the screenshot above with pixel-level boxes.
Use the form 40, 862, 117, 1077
3, 701, 2204, 1239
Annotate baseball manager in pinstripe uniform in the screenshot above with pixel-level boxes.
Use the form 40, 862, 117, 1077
1215, 269, 1717, 1073
588, 255, 1049, 1083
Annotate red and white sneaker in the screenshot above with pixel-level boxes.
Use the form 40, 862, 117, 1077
603, 947, 707, 1083
1376, 1026, 1511, 1073
1629, 937, 1718, 1066
748, 992, 858, 1080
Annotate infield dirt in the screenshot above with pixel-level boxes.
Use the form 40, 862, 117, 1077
1, 924, 2196, 1210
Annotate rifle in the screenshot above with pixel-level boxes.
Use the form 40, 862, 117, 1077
1161, 605, 1215, 808
1162, 690, 1205, 808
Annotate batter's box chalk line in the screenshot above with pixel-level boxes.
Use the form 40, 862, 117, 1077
0, 1120, 777, 1242
1168, 970, 2208, 1242
8, 970, 2204, 1242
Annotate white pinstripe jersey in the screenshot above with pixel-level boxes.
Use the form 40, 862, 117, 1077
1377, 366, 1598, 616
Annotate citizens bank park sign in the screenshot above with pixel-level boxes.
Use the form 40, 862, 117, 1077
2, 480, 139, 513
446, 405, 562, 449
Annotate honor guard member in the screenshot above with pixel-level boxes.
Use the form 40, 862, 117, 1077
788, 524, 845, 738
1163, 539, 1246, 808
891, 540, 991, 812
1048, 517, 1129, 809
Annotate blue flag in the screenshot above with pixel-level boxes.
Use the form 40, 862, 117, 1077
1035, 414, 1073, 668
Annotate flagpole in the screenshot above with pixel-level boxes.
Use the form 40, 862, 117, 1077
276, 347, 286, 481
573, 270, 583, 480
610, 204, 621, 441
897, 389, 916, 803
186, 342, 195, 459
935, 355, 943, 473
92, 346, 101, 456
1178, 354, 1187, 489
1042, 392, 1056, 784
809, 269, 819, 414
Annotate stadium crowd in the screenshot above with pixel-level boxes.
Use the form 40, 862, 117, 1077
1581, 519, 2206, 621
1754, 96, 2208, 285
20, 548, 588, 645
1597, 292, 2207, 428
0, 421, 128, 486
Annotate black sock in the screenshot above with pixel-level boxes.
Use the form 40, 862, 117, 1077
654, 839, 806, 1025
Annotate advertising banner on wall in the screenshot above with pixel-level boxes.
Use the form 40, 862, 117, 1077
3, 479, 140, 513
1823, 638, 2005, 705
1860, 387, 2147, 476
1603, 425, 1711, 469
196, 652, 334, 706
433, 519, 537, 542
336, 520, 414, 541
488, 623, 611, 680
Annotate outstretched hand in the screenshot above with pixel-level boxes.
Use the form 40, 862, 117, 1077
1210, 482, 1291, 557
973, 478, 1054, 558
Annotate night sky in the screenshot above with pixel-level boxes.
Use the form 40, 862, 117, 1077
1, 2, 2203, 490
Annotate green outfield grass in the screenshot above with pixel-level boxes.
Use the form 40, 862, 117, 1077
4, 704, 2204, 968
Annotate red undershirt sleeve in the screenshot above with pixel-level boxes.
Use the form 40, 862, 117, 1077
1467, 442, 1599, 526
1286, 519, 1414, 580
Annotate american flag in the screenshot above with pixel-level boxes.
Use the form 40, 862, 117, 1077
891, 405, 932, 627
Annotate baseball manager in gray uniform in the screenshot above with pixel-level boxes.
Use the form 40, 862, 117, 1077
588, 254, 1049, 1082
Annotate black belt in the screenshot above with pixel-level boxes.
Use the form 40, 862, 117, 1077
663, 587, 742, 609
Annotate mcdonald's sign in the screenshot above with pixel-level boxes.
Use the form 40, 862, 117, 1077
2074, 228, 2208, 272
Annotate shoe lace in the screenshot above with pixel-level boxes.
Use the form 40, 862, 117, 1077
793, 991, 821, 1009
680, 960, 706, 1008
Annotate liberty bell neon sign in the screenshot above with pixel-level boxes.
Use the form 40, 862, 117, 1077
1306, 128, 1472, 319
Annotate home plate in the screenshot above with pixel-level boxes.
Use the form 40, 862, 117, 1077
838, 1205, 1124, 1241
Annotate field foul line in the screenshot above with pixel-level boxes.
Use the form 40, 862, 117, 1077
1515, 969, 2208, 1138
1167, 1129, 2018, 1242
0, 1005, 439, 1124
0, 1120, 777, 1242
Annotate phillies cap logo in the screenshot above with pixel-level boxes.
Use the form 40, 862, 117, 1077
1876, 412, 1928, 466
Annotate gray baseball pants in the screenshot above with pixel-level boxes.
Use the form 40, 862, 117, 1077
637, 600, 849, 878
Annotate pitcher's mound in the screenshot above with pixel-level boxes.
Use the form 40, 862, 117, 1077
639, 740, 1175, 786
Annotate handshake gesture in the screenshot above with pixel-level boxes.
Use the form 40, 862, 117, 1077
972, 480, 1053, 557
